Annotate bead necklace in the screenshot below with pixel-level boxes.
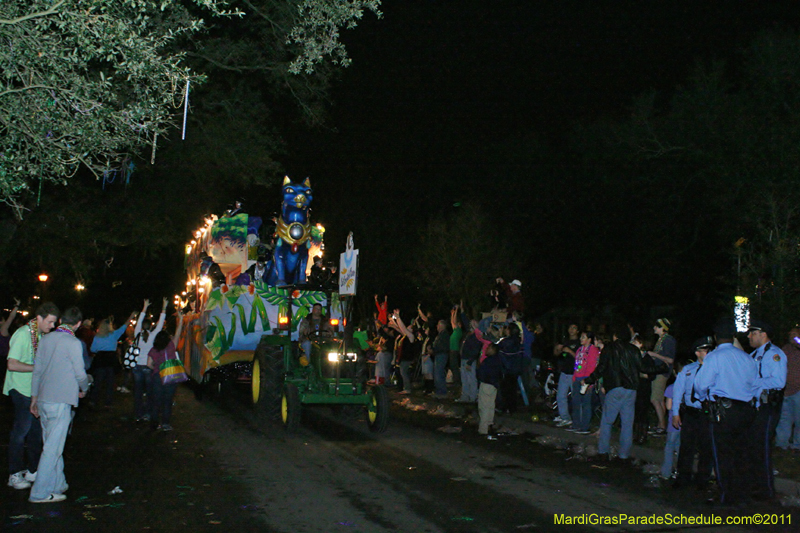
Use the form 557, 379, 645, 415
56, 325, 76, 337
654, 334, 666, 354
28, 319, 39, 355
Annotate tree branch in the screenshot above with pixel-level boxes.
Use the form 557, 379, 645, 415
0, 84, 58, 98
241, 0, 288, 32
187, 52, 278, 73
0, 0, 66, 25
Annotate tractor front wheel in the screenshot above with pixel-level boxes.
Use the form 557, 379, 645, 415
281, 383, 301, 432
367, 385, 389, 433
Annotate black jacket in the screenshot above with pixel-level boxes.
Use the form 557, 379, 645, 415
585, 339, 659, 391
498, 336, 523, 375
477, 355, 503, 387
461, 332, 483, 364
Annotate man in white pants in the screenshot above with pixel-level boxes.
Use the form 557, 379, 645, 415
29, 307, 91, 503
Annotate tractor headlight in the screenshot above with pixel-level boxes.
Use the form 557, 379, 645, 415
327, 352, 358, 363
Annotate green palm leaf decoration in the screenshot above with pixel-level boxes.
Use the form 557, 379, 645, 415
252, 294, 270, 330
205, 316, 229, 360
205, 287, 225, 312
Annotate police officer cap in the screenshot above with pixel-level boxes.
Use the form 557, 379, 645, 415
692, 336, 714, 352
748, 319, 773, 338
713, 317, 737, 338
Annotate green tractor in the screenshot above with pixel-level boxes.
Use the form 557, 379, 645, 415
250, 291, 389, 433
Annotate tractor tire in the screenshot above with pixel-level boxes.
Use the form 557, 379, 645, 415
252, 342, 285, 420
367, 385, 389, 433
281, 383, 301, 432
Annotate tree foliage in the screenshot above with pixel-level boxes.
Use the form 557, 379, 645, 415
735, 186, 800, 335
287, 0, 381, 74
608, 30, 800, 333
0, 0, 381, 219
412, 203, 519, 315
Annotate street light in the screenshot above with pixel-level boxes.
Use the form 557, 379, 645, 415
75, 283, 85, 291
38, 273, 48, 282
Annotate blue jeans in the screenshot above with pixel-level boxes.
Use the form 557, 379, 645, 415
149, 374, 178, 427
571, 377, 593, 431
459, 360, 478, 402
776, 391, 800, 449
598, 387, 637, 458
30, 402, 71, 500
557, 372, 572, 421
132, 365, 153, 419
661, 430, 681, 478
434, 352, 449, 395
8, 389, 42, 475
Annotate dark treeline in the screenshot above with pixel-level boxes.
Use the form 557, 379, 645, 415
2, 5, 800, 348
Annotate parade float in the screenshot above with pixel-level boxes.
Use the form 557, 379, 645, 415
176, 177, 387, 432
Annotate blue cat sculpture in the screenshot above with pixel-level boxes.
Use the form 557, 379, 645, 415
267, 177, 314, 286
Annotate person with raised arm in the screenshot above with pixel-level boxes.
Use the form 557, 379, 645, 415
131, 298, 167, 422
147, 311, 184, 431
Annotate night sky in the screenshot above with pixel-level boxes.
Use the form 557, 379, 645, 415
9, 1, 800, 338
274, 1, 800, 327
288, 1, 798, 165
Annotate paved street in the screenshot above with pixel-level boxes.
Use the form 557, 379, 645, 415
1, 382, 796, 532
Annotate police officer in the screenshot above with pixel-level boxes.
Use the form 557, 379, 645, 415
746, 319, 787, 501
693, 318, 758, 506
670, 336, 714, 490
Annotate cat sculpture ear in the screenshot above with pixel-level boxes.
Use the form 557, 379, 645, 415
283, 176, 291, 186
303, 177, 311, 188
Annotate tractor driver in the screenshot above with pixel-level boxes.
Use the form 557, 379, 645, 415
298, 303, 334, 365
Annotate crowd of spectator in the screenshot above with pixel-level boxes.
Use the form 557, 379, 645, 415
356, 278, 540, 435
4, 278, 800, 507
2, 298, 185, 503
353, 279, 799, 506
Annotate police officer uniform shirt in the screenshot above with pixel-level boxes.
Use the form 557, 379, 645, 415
671, 360, 703, 417
750, 341, 787, 405
693, 343, 758, 402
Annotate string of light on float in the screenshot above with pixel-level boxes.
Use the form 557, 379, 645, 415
184, 215, 217, 255
181, 214, 219, 308
197, 274, 211, 294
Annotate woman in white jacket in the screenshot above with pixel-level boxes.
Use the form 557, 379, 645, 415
132, 298, 167, 422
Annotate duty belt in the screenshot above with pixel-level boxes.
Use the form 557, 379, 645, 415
759, 388, 785, 407
705, 396, 756, 423
718, 397, 756, 408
